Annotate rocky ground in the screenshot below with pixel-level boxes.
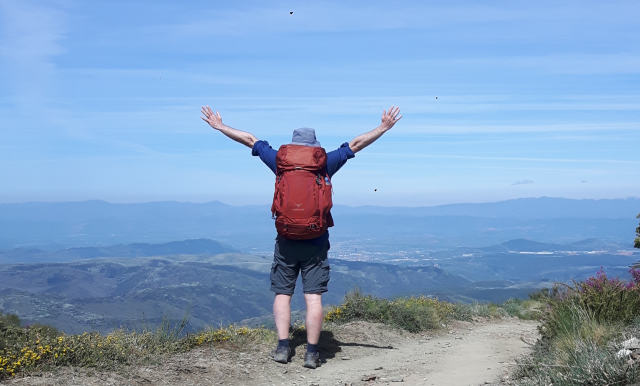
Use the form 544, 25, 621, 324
4, 317, 540, 386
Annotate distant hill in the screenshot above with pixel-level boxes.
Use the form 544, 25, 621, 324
0, 238, 235, 264
568, 238, 628, 250
487, 239, 565, 252
0, 252, 528, 334
479, 238, 629, 253
334, 197, 640, 219
435, 238, 639, 283
0, 197, 637, 250
1, 236, 636, 334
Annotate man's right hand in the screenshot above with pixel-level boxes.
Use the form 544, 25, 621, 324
201, 105, 224, 130
201, 105, 258, 148
380, 105, 402, 131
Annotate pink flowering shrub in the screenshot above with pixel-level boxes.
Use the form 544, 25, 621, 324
537, 267, 640, 342
572, 267, 640, 324
630, 267, 640, 284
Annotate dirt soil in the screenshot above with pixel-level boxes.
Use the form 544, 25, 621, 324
4, 317, 539, 386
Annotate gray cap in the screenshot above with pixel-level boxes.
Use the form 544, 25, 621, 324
291, 128, 321, 147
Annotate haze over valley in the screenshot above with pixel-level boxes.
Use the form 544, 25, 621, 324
0, 197, 638, 334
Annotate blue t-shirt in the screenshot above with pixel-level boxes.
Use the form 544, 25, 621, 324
252, 140, 355, 245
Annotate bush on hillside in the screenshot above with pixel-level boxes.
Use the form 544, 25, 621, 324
513, 268, 640, 385
576, 267, 640, 323
514, 326, 639, 385
635, 213, 640, 248
0, 313, 21, 329
0, 312, 274, 380
324, 290, 452, 332
323, 290, 539, 332
500, 298, 543, 320
538, 267, 640, 342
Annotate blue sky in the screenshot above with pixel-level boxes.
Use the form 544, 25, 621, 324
1, 0, 638, 206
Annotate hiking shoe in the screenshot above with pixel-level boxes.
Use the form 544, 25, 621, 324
303, 351, 320, 369
272, 345, 291, 363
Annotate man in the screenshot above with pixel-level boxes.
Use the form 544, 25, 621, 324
200, 105, 402, 368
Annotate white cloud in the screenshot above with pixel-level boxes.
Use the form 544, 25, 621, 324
159, 2, 523, 37
155, 1, 639, 38
122, 93, 639, 116
437, 54, 640, 75
366, 152, 640, 166
62, 68, 267, 86
0, 1, 67, 108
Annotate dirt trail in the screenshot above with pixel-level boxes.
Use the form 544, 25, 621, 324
6, 318, 539, 386
304, 318, 539, 386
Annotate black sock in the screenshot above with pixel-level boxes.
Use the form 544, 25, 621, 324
306, 343, 318, 353
278, 338, 290, 348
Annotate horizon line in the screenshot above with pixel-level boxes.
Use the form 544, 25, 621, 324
1, 195, 639, 208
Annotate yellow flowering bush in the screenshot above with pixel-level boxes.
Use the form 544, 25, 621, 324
191, 325, 271, 347
324, 305, 345, 322
0, 312, 274, 380
0, 333, 75, 378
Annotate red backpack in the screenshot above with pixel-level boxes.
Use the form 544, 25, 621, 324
271, 144, 334, 239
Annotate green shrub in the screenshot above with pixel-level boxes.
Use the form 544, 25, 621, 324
0, 314, 273, 380
0, 312, 21, 329
575, 268, 640, 324
512, 268, 640, 385
501, 298, 543, 320
324, 290, 453, 332
324, 290, 531, 332
538, 269, 640, 342
467, 302, 508, 318
514, 332, 639, 386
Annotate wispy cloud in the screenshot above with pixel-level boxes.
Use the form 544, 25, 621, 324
422, 54, 640, 75
154, 1, 638, 38
393, 122, 640, 135
80, 93, 637, 118
368, 152, 640, 165
512, 179, 534, 185
62, 68, 268, 86
0, 1, 67, 108
158, 2, 523, 37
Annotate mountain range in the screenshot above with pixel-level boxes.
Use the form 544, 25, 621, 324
0, 197, 637, 334
0, 238, 234, 264
1, 236, 637, 334
0, 250, 500, 334
1, 197, 638, 251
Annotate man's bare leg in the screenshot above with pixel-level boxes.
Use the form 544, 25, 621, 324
304, 293, 323, 344
274, 294, 292, 339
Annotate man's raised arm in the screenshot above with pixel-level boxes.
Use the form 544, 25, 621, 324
348, 105, 402, 153
201, 105, 257, 148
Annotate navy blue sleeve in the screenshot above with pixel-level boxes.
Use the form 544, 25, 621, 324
326, 142, 355, 178
251, 140, 277, 174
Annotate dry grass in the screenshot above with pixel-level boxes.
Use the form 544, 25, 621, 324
0, 313, 274, 380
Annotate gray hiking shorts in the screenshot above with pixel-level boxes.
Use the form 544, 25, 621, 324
271, 236, 330, 295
